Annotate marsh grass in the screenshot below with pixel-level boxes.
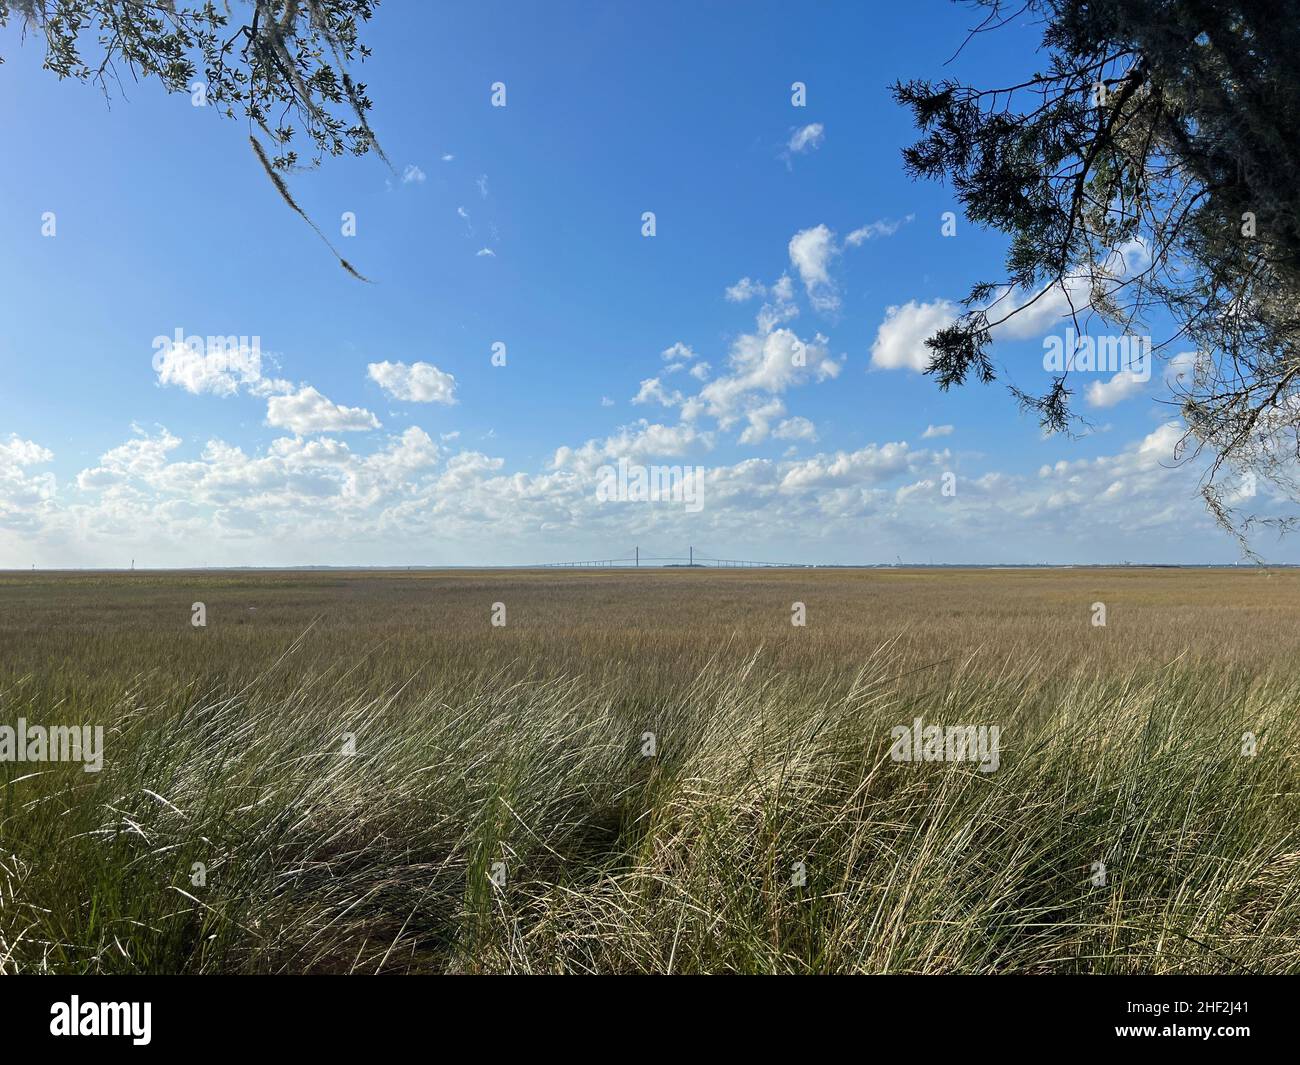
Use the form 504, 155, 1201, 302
1, 569, 1298, 973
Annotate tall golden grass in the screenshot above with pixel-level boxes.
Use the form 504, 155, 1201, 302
1, 568, 1297, 972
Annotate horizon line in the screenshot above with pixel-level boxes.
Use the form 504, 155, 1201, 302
1, 562, 1280, 572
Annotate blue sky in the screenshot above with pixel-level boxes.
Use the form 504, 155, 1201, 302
0, 1, 1289, 566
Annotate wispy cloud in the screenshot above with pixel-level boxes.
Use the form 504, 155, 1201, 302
787, 123, 825, 154
846, 214, 914, 246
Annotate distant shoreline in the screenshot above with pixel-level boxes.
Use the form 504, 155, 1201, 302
2, 563, 1290, 573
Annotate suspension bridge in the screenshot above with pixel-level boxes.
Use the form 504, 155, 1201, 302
536, 547, 811, 568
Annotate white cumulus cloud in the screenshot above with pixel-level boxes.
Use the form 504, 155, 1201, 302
153, 338, 277, 397
773, 416, 818, 442
725, 277, 766, 302
1086, 369, 1149, 408
788, 224, 840, 312
870, 299, 959, 371
266, 386, 381, 434
367, 361, 457, 405
631, 377, 683, 407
